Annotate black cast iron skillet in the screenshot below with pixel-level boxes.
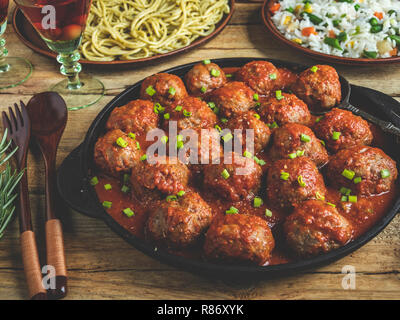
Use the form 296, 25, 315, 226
57, 58, 400, 279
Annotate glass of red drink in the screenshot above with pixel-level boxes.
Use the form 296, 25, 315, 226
14, 0, 104, 110
0, 0, 32, 89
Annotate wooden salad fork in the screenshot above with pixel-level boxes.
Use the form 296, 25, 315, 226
2, 102, 47, 300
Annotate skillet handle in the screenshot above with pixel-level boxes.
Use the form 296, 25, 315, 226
56, 145, 103, 219
342, 102, 400, 138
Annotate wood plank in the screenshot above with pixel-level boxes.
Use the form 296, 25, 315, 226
0, 1, 399, 300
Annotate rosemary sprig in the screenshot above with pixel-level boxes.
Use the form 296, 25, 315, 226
0, 129, 24, 239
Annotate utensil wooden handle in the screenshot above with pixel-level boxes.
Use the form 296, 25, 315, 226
45, 218, 68, 299
20, 230, 47, 300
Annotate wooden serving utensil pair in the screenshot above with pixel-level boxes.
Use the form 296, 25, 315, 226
2, 92, 68, 300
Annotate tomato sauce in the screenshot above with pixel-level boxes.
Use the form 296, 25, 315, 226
93, 66, 399, 266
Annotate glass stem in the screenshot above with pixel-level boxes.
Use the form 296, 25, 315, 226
0, 21, 9, 73
57, 50, 82, 90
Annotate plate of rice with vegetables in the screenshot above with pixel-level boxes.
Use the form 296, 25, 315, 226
262, 0, 400, 64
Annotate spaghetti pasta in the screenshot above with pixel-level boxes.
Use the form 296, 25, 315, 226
80, 0, 230, 61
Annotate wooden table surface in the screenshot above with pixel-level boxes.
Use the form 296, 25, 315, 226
0, 1, 399, 300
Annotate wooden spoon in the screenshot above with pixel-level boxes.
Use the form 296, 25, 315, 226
26, 92, 68, 299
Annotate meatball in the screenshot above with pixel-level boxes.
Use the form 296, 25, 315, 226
339, 197, 375, 226
225, 111, 271, 154
204, 214, 275, 266
292, 65, 341, 110
269, 123, 329, 167
236, 60, 280, 95
266, 157, 327, 209
284, 200, 353, 257
163, 96, 218, 132
146, 191, 213, 248
209, 81, 256, 119
140, 73, 188, 106
130, 156, 190, 198
186, 128, 223, 171
203, 152, 263, 202
278, 67, 298, 90
313, 108, 373, 153
94, 129, 143, 177
185, 62, 227, 96
325, 146, 398, 196
258, 93, 311, 127
106, 99, 159, 137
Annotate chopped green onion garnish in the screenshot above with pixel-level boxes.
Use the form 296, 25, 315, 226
164, 113, 170, 120
116, 137, 128, 148
203, 59, 211, 65
146, 85, 156, 96
320, 140, 326, 146
315, 116, 322, 123
226, 206, 239, 215
253, 113, 260, 120
300, 134, 311, 143
341, 196, 348, 202
213, 107, 219, 114
269, 73, 277, 80
161, 136, 168, 144
208, 102, 216, 109
253, 197, 263, 208
176, 141, 184, 149
177, 135, 184, 142
200, 86, 207, 93
168, 87, 176, 96
153, 103, 165, 114
215, 125, 222, 132
381, 169, 390, 178
121, 185, 130, 193
332, 131, 341, 141
342, 169, 355, 180
297, 175, 306, 187
221, 118, 228, 124
123, 208, 134, 218
177, 190, 186, 197
326, 202, 336, 208
90, 176, 99, 186
226, 74, 233, 78
253, 93, 259, 101
255, 102, 261, 108
128, 132, 136, 140
210, 69, 220, 77
243, 150, 253, 158
310, 66, 318, 73
316, 191, 325, 201
280, 171, 290, 181
175, 105, 183, 112
221, 169, 230, 179
348, 195, 357, 203
183, 110, 192, 117
275, 90, 283, 100
265, 209, 272, 217
254, 156, 266, 166
102, 201, 112, 209
104, 184, 112, 190
140, 154, 147, 161
166, 195, 177, 202
353, 177, 362, 184
296, 150, 305, 157
222, 133, 233, 142
289, 153, 297, 159
267, 121, 279, 129
340, 187, 351, 196
136, 141, 141, 150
